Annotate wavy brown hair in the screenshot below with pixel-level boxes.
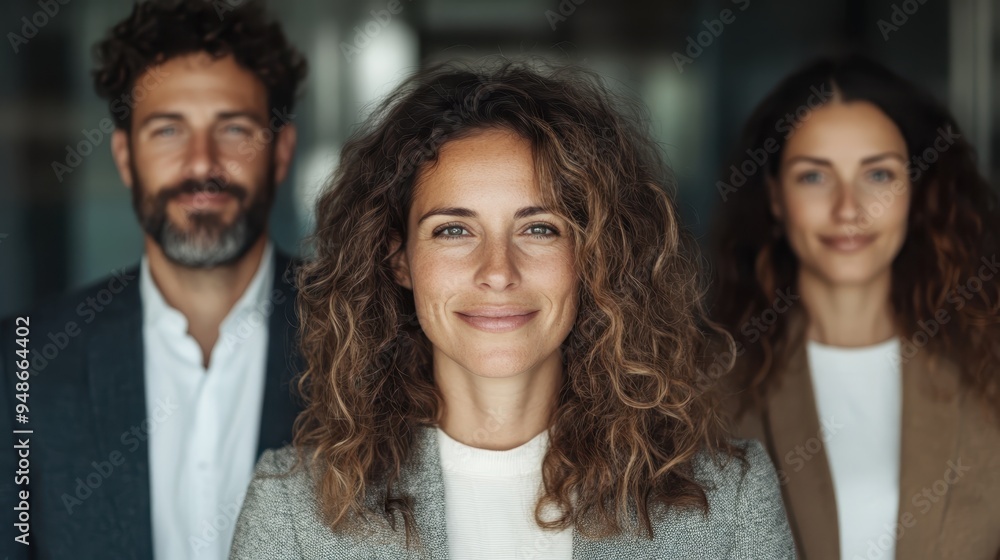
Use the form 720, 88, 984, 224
712, 55, 1000, 416
293, 60, 741, 546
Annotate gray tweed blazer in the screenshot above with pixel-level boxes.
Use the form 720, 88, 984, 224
229, 427, 796, 559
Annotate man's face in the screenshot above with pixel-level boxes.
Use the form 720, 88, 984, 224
111, 52, 296, 268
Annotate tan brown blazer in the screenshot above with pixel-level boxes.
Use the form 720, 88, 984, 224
732, 324, 1000, 560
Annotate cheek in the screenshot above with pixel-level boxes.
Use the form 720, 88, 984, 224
407, 251, 463, 319
132, 146, 185, 191
880, 191, 911, 255
782, 191, 827, 238
221, 152, 270, 185
131, 148, 163, 179
880, 189, 910, 229
533, 250, 578, 319
777, 192, 833, 267
134, 168, 173, 198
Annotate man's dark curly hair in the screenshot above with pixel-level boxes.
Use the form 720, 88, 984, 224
92, 0, 307, 130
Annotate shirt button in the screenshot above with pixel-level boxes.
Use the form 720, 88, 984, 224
198, 461, 209, 470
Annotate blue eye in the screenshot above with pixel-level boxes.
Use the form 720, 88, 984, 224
152, 126, 176, 138
798, 171, 824, 184
867, 169, 894, 183
223, 124, 251, 135
433, 225, 468, 238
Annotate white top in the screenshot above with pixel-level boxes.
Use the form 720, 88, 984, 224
807, 337, 902, 560
141, 241, 274, 560
437, 427, 573, 560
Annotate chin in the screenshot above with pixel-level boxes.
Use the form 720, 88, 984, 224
471, 359, 533, 378
460, 350, 542, 379
816, 265, 890, 287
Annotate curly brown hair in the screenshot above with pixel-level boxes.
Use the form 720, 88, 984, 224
293, 60, 742, 545
711, 54, 1000, 416
91, 0, 307, 130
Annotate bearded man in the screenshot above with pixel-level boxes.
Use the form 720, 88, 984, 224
0, 1, 308, 558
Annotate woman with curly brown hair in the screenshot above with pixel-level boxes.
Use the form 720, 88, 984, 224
712, 55, 1000, 560
229, 61, 795, 559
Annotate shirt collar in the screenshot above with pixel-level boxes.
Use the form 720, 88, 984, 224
220, 241, 275, 336
140, 240, 275, 335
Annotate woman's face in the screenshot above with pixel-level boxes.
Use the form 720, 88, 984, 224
393, 128, 579, 381
772, 100, 911, 287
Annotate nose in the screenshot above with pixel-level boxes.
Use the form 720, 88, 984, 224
833, 181, 861, 223
183, 129, 223, 185
474, 236, 521, 291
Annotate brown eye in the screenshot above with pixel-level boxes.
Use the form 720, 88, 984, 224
525, 224, 558, 237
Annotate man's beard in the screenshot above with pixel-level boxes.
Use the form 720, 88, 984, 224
130, 162, 275, 268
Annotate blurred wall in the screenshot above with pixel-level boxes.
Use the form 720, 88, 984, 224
0, 0, 994, 318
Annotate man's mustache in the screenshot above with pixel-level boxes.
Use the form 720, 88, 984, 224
154, 179, 249, 206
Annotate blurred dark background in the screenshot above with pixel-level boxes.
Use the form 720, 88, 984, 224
0, 0, 996, 318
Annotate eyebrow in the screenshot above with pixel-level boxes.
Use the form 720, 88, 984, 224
860, 152, 906, 165
784, 152, 907, 167
416, 205, 550, 225
137, 110, 266, 129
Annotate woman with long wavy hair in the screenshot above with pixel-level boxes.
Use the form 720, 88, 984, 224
229, 61, 794, 559
713, 54, 1000, 560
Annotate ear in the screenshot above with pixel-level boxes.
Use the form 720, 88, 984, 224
272, 123, 298, 186
388, 233, 412, 290
765, 174, 783, 221
111, 129, 133, 189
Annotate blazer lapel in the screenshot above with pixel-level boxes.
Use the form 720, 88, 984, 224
765, 337, 840, 560
86, 266, 154, 558
893, 349, 961, 559
255, 251, 304, 457
80, 249, 302, 556
406, 426, 450, 559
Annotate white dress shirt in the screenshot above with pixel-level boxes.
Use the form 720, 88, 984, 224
807, 337, 902, 560
141, 241, 274, 560
437, 427, 573, 560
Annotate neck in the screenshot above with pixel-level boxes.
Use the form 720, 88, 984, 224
145, 233, 269, 367
434, 351, 561, 451
798, 266, 896, 347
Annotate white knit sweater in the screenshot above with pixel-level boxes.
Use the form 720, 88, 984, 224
436, 427, 573, 560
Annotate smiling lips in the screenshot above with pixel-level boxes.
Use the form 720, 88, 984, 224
820, 233, 877, 252
456, 307, 539, 333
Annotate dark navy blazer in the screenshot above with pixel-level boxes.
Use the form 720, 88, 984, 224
1, 248, 303, 559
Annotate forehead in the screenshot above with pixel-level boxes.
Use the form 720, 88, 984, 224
411, 129, 539, 211
784, 100, 907, 160
130, 52, 268, 122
